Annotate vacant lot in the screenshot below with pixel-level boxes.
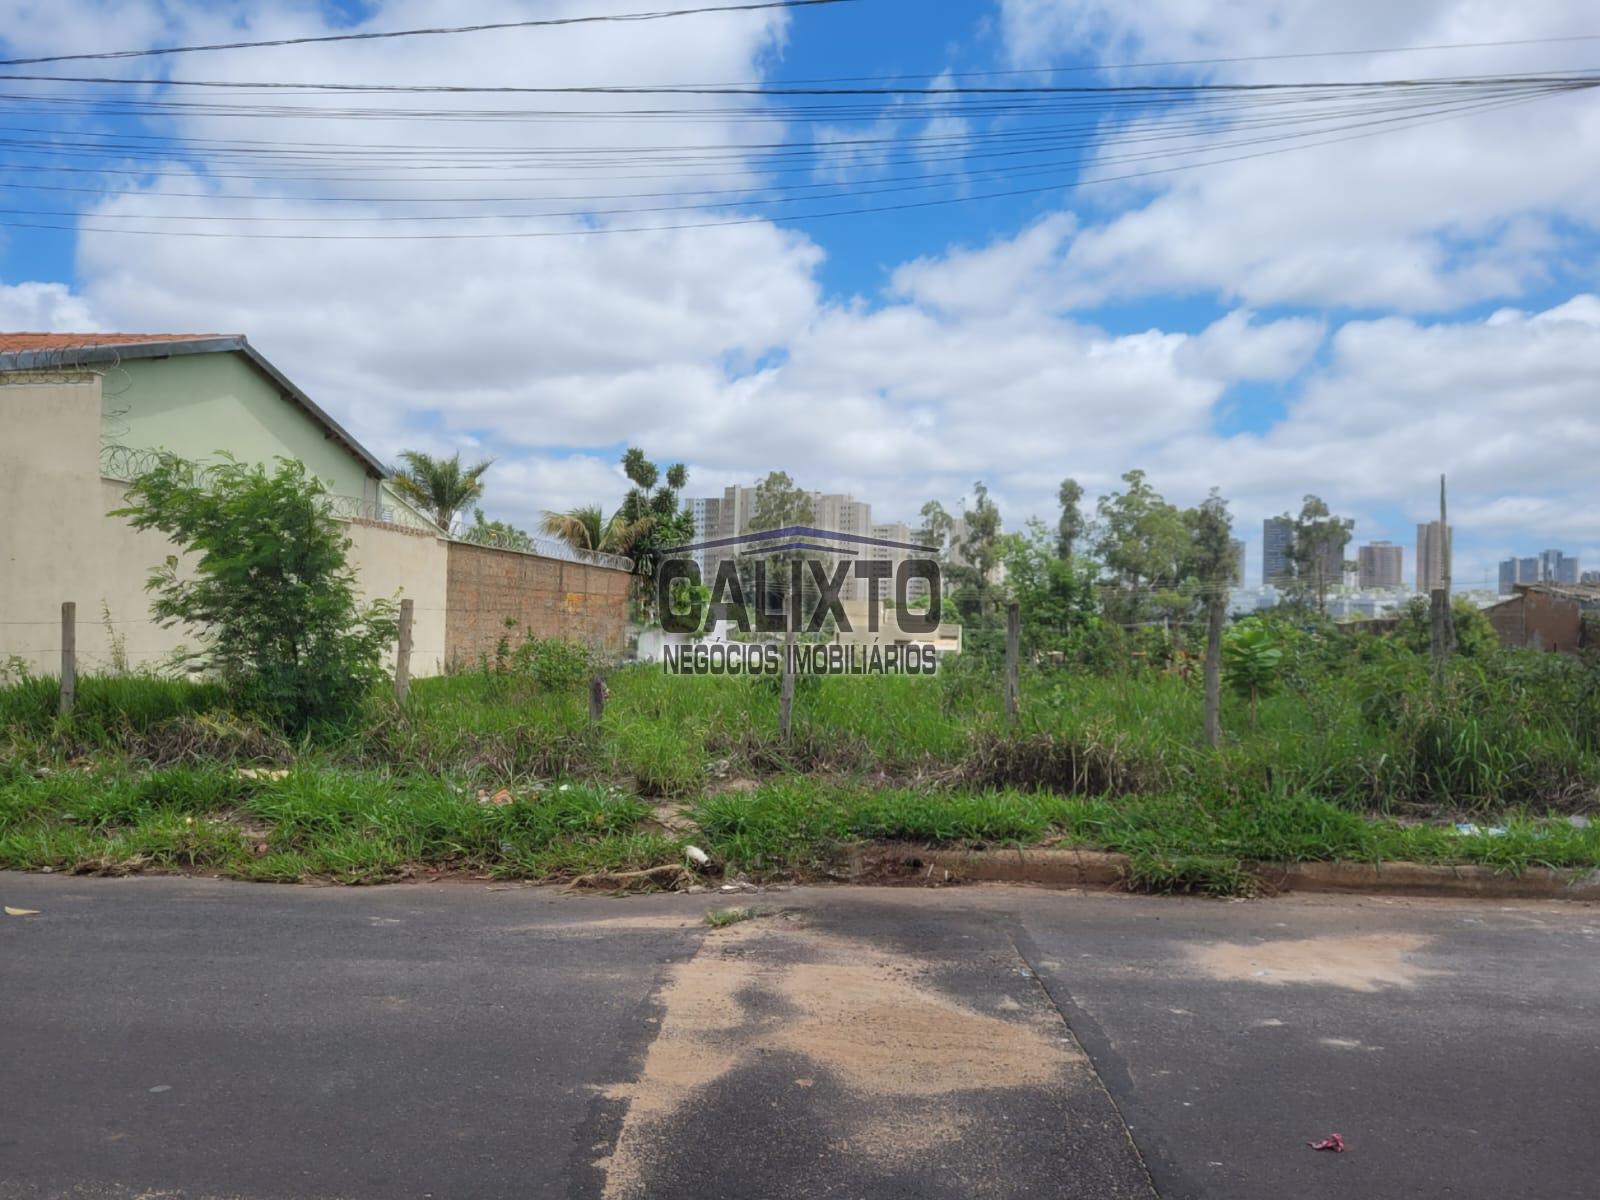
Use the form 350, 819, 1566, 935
3, 635, 1598, 894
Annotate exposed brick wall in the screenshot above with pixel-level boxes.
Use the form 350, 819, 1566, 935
444, 541, 631, 666
1486, 589, 1582, 654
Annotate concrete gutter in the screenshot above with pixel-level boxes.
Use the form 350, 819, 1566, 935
861, 844, 1600, 901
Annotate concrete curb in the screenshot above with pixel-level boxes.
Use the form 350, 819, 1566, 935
860, 844, 1600, 901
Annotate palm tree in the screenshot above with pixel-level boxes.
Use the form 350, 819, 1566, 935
389, 450, 493, 531
541, 504, 652, 556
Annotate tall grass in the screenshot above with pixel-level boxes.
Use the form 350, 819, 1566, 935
6, 652, 1599, 814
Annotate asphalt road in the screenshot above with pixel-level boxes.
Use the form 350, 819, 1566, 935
2, 873, 1597, 1199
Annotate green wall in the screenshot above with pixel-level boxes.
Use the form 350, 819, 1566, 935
105, 352, 377, 501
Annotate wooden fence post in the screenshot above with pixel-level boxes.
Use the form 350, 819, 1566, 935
1004, 601, 1021, 724
59, 601, 76, 717
1203, 591, 1225, 749
779, 628, 797, 741
393, 598, 414, 705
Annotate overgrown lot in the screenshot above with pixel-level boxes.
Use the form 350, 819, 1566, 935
4, 623, 1598, 893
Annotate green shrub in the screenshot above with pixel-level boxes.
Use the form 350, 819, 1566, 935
114, 455, 396, 731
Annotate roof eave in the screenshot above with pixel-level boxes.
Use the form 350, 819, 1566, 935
0, 334, 387, 481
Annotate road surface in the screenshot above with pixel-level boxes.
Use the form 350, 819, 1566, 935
2, 873, 1597, 1198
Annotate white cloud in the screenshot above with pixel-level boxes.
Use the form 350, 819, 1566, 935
0, 281, 101, 330
2, 0, 1596, 589
998, 0, 1600, 312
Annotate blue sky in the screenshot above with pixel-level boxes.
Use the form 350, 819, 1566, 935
1, 0, 1597, 588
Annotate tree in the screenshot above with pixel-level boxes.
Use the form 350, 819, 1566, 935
389, 450, 493, 531
748, 470, 816, 534
1394, 595, 1498, 659
1283, 494, 1353, 614
614, 447, 693, 617
1093, 469, 1190, 624
539, 504, 647, 557
1001, 522, 1101, 661
951, 481, 1002, 617
1056, 477, 1085, 560
114, 455, 397, 730
916, 499, 954, 556
1185, 489, 1235, 748
1222, 621, 1284, 730
461, 507, 535, 552
743, 471, 818, 623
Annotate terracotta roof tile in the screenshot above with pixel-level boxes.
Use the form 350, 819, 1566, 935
0, 331, 236, 352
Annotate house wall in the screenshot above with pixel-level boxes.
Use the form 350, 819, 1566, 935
1486, 590, 1582, 654
344, 518, 450, 677
1, 374, 441, 677
113, 354, 377, 502
445, 541, 631, 666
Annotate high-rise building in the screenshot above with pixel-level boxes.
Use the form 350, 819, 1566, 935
1498, 557, 1520, 595
1539, 549, 1580, 586
1416, 521, 1452, 593
1499, 550, 1582, 593
1358, 541, 1403, 589
1262, 517, 1294, 586
688, 496, 720, 578
867, 521, 930, 603
1229, 538, 1247, 588
690, 485, 913, 604
1582, 570, 1600, 586
1263, 515, 1346, 588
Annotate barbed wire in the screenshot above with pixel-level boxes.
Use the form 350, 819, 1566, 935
450, 523, 634, 572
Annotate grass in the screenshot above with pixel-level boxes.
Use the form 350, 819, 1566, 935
2, 643, 1597, 895
0, 762, 679, 884
689, 778, 1600, 894
704, 906, 759, 927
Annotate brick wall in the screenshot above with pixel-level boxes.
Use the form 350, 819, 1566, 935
1485, 589, 1582, 654
444, 541, 632, 666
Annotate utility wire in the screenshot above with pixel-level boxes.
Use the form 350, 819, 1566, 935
0, 88, 1544, 225
0, 0, 857, 69
5, 68, 1596, 95
0, 85, 1559, 240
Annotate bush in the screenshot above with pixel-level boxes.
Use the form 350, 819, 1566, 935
510, 636, 598, 692
114, 455, 397, 731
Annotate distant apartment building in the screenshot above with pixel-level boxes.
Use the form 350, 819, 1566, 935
1357, 540, 1403, 589
1263, 515, 1345, 588
1262, 517, 1295, 585
1499, 549, 1582, 594
1229, 538, 1247, 587
688, 496, 719, 578
1416, 521, 1452, 593
1540, 549, 1580, 586
1583, 569, 1600, 586
867, 520, 931, 604
690, 485, 913, 604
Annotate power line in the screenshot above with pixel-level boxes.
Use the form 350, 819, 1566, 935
4, 68, 1596, 95
0, 87, 1548, 226
0, 0, 857, 69
0, 85, 1560, 241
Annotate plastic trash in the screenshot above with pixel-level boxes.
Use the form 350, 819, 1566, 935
1308, 1133, 1346, 1153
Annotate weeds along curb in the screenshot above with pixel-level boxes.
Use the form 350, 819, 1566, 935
858, 844, 1600, 901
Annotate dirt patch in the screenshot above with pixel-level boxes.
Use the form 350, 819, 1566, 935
599, 919, 1083, 1199
1187, 934, 1443, 992
645, 801, 698, 835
